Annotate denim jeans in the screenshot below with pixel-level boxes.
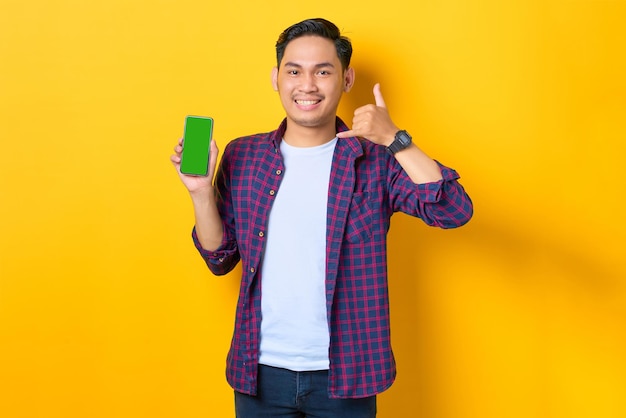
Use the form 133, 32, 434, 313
234, 365, 377, 418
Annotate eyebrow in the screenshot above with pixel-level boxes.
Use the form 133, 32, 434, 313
283, 62, 336, 69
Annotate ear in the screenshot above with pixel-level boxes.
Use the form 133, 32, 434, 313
271, 67, 278, 91
343, 67, 355, 92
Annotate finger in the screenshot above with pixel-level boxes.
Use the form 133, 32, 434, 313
373, 83, 387, 108
336, 129, 356, 138
209, 141, 219, 166
210, 139, 219, 154
352, 103, 377, 116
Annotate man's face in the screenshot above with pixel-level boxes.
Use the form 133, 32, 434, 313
272, 35, 354, 131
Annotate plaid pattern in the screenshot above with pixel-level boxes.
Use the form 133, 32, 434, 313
193, 117, 473, 398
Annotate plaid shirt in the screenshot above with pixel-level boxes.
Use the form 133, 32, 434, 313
192, 117, 473, 398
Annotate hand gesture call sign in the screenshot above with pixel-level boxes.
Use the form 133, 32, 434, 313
336, 83, 399, 146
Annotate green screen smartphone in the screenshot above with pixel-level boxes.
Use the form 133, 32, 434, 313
180, 115, 213, 176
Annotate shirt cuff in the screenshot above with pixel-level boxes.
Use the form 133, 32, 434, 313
191, 226, 231, 263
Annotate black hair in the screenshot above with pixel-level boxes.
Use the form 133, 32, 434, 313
275, 18, 353, 70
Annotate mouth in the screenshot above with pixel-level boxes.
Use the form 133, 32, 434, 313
295, 99, 322, 106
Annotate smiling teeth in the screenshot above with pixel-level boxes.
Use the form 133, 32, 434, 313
296, 100, 319, 105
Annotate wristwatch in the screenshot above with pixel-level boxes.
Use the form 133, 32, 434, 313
386, 130, 412, 155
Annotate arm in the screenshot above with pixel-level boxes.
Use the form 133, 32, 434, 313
391, 143, 442, 184
172, 137, 242, 274
171, 138, 223, 251
189, 188, 223, 251
337, 83, 473, 227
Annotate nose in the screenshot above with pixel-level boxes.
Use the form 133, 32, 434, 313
298, 72, 318, 92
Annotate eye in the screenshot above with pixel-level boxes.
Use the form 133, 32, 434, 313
318, 70, 331, 76
287, 69, 299, 75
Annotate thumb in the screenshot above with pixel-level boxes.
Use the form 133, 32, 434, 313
373, 83, 387, 108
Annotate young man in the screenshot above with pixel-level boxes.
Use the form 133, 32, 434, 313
171, 18, 473, 418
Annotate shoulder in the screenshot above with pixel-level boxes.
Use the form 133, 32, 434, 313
226, 131, 271, 148
222, 130, 275, 157
220, 129, 280, 176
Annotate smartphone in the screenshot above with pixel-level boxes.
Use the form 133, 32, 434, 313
180, 115, 213, 176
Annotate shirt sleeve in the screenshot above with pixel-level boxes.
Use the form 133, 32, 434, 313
390, 160, 473, 229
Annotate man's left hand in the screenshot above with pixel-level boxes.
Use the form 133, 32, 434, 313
337, 83, 399, 146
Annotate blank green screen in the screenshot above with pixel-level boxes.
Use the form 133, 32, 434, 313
180, 116, 213, 176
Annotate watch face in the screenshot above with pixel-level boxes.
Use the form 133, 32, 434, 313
397, 130, 412, 146
387, 130, 413, 155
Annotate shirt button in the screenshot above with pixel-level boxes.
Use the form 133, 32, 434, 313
250, 267, 256, 273
269, 190, 275, 196
258, 231, 264, 237
218, 257, 224, 262
276, 169, 282, 175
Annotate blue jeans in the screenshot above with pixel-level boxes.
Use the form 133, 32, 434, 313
234, 365, 377, 418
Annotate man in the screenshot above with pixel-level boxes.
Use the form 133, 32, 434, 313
171, 18, 472, 418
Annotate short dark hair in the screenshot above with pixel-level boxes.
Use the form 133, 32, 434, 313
275, 18, 353, 70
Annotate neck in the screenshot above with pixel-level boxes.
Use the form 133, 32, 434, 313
283, 119, 337, 147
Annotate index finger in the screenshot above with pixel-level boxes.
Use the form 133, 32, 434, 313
336, 129, 356, 139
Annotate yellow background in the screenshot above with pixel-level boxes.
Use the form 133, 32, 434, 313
1, 0, 625, 417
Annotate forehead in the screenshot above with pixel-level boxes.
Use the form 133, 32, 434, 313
281, 35, 340, 67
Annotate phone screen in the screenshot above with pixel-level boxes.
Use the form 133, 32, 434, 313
180, 116, 213, 176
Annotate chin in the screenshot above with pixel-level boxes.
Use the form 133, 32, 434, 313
295, 118, 323, 127
288, 112, 334, 128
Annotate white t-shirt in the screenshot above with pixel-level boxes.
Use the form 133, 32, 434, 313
258, 137, 337, 371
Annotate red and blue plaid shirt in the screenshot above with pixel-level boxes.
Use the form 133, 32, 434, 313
192, 117, 473, 398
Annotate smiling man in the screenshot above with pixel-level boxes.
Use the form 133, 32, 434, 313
171, 18, 473, 418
